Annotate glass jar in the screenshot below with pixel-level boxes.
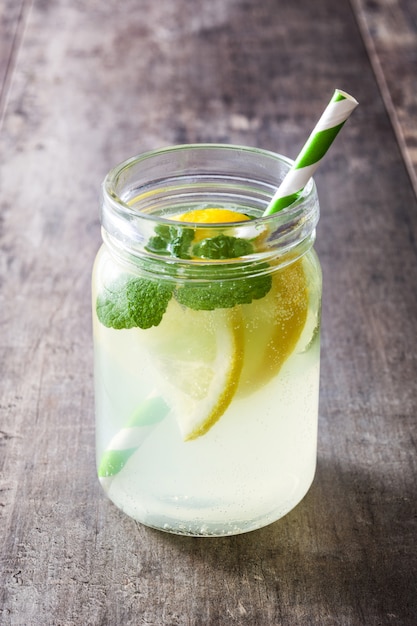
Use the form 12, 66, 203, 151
92, 144, 322, 536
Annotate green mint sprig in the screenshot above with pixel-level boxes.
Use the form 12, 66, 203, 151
96, 223, 272, 329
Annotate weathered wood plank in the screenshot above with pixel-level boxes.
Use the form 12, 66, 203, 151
0, 0, 416, 624
351, 0, 417, 195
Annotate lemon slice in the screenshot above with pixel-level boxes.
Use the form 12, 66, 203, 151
136, 207, 246, 441
173, 208, 251, 223
171, 208, 252, 244
140, 300, 244, 441
237, 259, 309, 396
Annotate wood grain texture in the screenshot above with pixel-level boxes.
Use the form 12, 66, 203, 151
0, 0, 416, 624
352, 0, 417, 195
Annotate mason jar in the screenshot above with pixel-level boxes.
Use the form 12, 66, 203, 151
92, 144, 322, 536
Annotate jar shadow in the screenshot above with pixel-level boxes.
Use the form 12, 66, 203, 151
156, 457, 416, 624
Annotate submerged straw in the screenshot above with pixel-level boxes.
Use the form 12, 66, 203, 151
98, 395, 169, 491
263, 89, 359, 216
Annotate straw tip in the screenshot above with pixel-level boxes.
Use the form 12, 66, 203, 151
334, 89, 359, 106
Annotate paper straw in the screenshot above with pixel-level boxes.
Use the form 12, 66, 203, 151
263, 89, 359, 216
98, 394, 170, 491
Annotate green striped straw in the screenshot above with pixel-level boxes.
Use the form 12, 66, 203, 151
263, 89, 358, 215
98, 394, 170, 492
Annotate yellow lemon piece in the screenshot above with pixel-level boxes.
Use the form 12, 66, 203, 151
173, 207, 251, 223
170, 207, 253, 244
135, 206, 251, 440
139, 300, 244, 441
171, 208, 251, 244
236, 259, 309, 396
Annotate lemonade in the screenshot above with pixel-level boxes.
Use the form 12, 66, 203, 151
92, 145, 322, 536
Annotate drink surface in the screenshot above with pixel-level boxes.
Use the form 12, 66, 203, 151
92, 207, 321, 535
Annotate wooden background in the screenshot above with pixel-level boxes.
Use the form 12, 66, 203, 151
1, 0, 416, 624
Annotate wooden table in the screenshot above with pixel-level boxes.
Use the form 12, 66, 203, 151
1, 1, 416, 624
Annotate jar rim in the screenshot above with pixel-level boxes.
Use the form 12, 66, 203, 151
102, 143, 316, 227
100, 143, 319, 274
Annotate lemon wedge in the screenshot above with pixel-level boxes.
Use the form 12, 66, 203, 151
237, 259, 309, 396
137, 207, 246, 441
173, 208, 251, 223
171, 208, 251, 244
140, 300, 244, 441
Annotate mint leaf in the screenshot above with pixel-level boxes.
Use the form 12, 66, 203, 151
97, 221, 272, 327
192, 234, 254, 259
174, 268, 272, 311
175, 232, 272, 310
145, 224, 194, 259
96, 275, 174, 329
